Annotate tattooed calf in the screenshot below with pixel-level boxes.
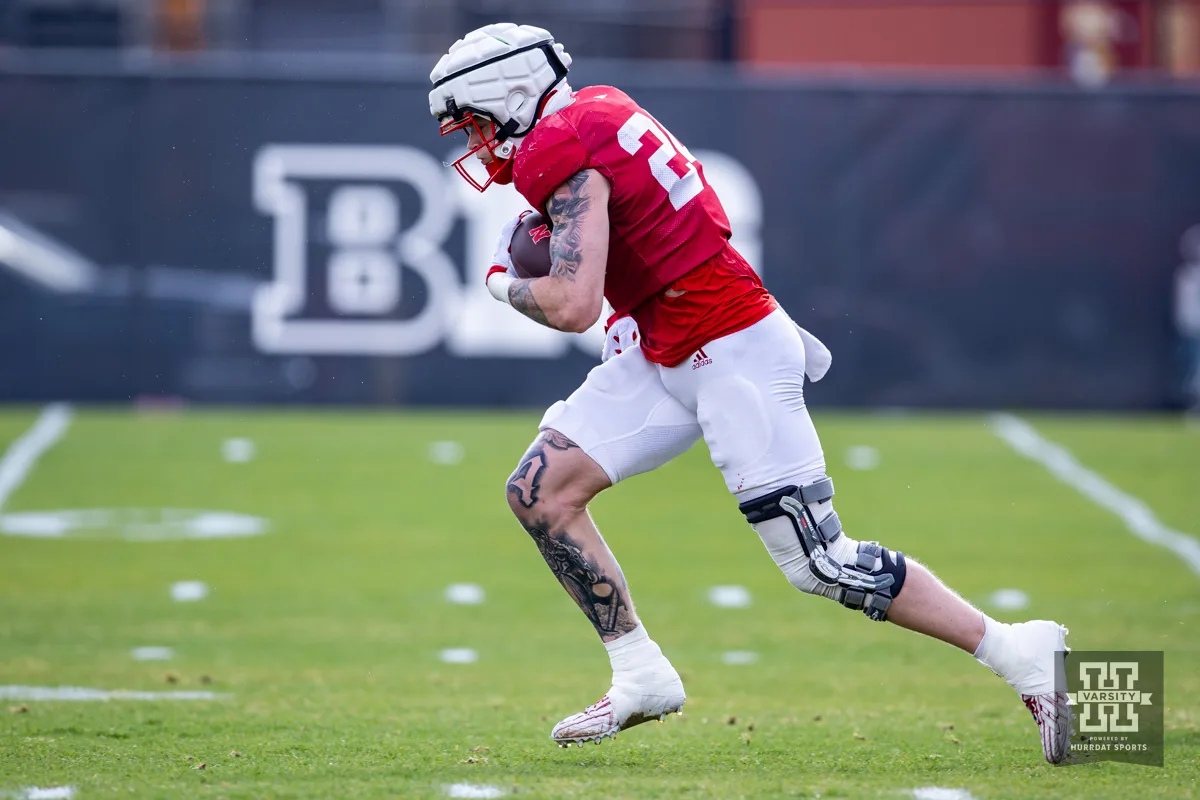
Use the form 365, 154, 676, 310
525, 523, 632, 636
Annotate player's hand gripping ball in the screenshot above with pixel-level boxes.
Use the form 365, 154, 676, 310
509, 211, 553, 278
484, 210, 553, 304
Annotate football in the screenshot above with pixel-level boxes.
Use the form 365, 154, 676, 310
510, 211, 553, 279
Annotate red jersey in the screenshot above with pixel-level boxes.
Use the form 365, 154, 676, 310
513, 86, 775, 367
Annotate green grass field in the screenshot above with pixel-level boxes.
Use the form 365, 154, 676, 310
1, 408, 1198, 799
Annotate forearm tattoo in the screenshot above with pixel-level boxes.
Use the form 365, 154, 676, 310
547, 171, 591, 283
506, 171, 593, 328
524, 521, 636, 638
508, 279, 549, 326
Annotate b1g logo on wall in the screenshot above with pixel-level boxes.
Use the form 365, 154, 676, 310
1064, 651, 1163, 766
252, 145, 461, 355
251, 144, 763, 357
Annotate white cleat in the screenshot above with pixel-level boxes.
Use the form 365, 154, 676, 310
1022, 691, 1072, 766
1006, 620, 1073, 765
550, 663, 686, 747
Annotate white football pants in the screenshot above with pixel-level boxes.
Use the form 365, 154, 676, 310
539, 307, 827, 502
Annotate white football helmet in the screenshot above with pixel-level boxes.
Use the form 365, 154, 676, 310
429, 23, 572, 191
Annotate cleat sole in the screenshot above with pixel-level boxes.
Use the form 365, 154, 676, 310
550, 704, 684, 748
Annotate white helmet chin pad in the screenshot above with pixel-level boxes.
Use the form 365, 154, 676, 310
428, 23, 572, 141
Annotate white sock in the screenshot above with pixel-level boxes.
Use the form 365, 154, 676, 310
605, 624, 665, 676
973, 615, 1018, 684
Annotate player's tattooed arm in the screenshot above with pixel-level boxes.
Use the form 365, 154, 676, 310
505, 170, 610, 333
546, 171, 589, 283
507, 279, 549, 327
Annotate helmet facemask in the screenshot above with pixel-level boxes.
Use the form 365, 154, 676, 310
438, 100, 519, 191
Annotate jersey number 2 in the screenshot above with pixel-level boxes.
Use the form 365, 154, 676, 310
616, 112, 704, 211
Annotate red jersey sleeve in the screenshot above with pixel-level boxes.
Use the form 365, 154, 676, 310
513, 120, 592, 211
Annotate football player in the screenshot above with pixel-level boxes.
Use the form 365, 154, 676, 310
429, 23, 1072, 763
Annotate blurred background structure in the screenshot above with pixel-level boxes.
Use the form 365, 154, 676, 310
1, 0, 1199, 409
2, 0, 1199, 72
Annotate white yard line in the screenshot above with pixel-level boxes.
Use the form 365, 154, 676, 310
0, 404, 72, 513
0, 686, 224, 701
989, 413, 1200, 578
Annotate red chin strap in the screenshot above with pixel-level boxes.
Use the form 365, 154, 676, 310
439, 112, 512, 192
485, 158, 515, 186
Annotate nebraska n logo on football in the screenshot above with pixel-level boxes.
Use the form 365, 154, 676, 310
529, 223, 552, 244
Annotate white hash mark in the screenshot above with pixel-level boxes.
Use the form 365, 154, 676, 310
722, 651, 759, 665
131, 647, 175, 661
170, 581, 209, 602
707, 585, 752, 608
439, 648, 478, 664
221, 438, 256, 463
444, 584, 485, 605
913, 789, 975, 800
987, 588, 1030, 611
445, 784, 504, 799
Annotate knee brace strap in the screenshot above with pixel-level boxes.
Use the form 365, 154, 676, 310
738, 481, 842, 550
837, 541, 907, 622
740, 477, 834, 520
